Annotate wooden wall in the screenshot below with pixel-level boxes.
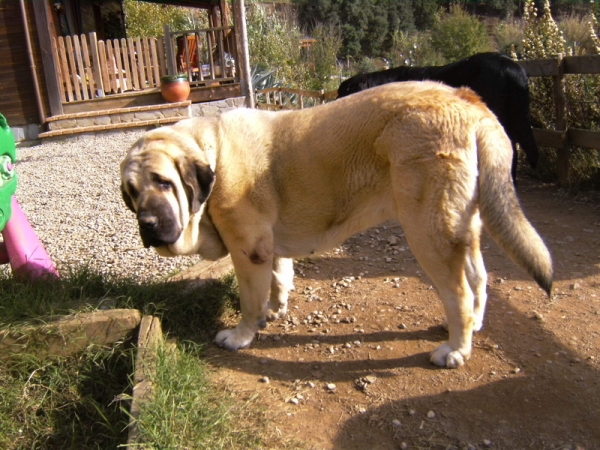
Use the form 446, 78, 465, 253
0, 1, 48, 127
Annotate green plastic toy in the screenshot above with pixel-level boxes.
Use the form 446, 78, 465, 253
0, 113, 18, 231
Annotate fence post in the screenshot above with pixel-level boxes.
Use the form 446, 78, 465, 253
89, 32, 105, 97
553, 53, 569, 187
164, 25, 176, 76
233, 0, 254, 108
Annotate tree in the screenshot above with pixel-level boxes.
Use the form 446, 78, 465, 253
412, 0, 440, 30
123, 0, 206, 38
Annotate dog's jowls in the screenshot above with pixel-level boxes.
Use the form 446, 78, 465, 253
120, 81, 552, 369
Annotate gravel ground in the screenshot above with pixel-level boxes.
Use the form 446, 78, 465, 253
10, 130, 202, 282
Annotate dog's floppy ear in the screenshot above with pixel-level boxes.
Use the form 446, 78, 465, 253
176, 158, 215, 213
121, 184, 136, 212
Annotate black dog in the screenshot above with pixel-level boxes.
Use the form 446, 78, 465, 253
338, 52, 538, 180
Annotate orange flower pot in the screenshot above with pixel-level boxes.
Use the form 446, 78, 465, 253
160, 74, 190, 103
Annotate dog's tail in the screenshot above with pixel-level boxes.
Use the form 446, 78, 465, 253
476, 116, 553, 296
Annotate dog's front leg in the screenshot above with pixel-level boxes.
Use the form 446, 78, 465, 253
267, 257, 295, 321
215, 236, 274, 350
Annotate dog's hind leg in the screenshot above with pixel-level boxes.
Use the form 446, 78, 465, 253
397, 207, 478, 368
441, 235, 486, 332
465, 222, 488, 332
267, 257, 295, 321
413, 239, 476, 367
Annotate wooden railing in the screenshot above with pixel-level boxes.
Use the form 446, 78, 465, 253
52, 32, 167, 103
255, 87, 338, 110
163, 25, 238, 87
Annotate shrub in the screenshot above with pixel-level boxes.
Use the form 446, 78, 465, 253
430, 3, 492, 62
494, 19, 524, 56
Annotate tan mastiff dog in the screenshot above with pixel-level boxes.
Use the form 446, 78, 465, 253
120, 81, 552, 368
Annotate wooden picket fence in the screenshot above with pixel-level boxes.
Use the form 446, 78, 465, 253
52, 32, 167, 103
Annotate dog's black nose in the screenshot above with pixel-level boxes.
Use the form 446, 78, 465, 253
138, 214, 158, 230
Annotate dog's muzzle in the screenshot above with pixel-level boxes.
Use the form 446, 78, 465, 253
137, 210, 180, 248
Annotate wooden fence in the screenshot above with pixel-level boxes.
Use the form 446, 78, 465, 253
518, 54, 600, 186
52, 32, 167, 103
255, 54, 600, 187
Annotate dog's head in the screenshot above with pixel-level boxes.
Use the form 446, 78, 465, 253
120, 121, 227, 259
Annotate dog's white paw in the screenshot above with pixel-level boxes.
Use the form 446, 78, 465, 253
266, 303, 288, 322
215, 326, 256, 350
430, 343, 468, 368
473, 315, 484, 332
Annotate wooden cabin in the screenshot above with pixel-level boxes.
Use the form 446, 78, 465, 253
0, 0, 252, 142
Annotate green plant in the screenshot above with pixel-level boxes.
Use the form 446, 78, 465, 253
430, 3, 492, 62
304, 23, 343, 91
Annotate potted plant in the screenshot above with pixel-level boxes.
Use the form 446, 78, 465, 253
160, 73, 190, 103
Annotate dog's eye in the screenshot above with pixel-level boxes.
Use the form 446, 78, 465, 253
152, 174, 173, 191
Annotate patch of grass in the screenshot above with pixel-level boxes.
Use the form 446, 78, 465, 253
0, 266, 275, 449
131, 341, 264, 449
0, 343, 134, 449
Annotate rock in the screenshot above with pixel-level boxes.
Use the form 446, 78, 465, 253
259, 376, 270, 384
427, 410, 435, 419
326, 383, 337, 392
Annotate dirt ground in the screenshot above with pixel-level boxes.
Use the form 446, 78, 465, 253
202, 177, 600, 450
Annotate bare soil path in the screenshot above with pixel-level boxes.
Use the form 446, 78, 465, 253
203, 178, 600, 450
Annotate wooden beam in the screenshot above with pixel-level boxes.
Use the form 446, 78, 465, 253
32, 0, 63, 118
532, 128, 566, 149
0, 309, 142, 358
232, 0, 253, 108
563, 55, 600, 75
517, 58, 560, 77
188, 83, 242, 103
568, 128, 600, 150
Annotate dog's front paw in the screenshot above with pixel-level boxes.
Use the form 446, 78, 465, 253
266, 304, 288, 322
430, 343, 469, 368
215, 325, 257, 350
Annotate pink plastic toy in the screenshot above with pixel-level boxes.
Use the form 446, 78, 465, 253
0, 113, 58, 280
0, 197, 59, 280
